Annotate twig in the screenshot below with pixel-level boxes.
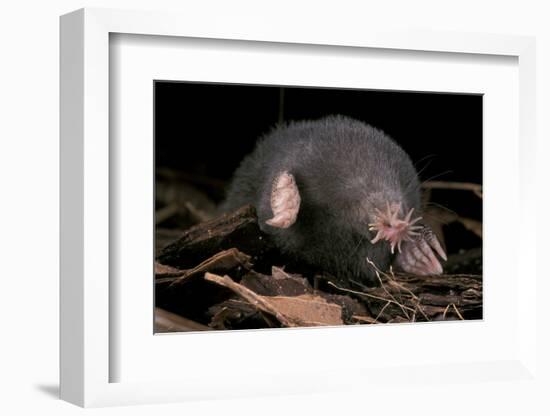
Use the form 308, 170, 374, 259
455, 217, 482, 238
442, 304, 450, 319
452, 303, 465, 320
155, 203, 179, 225
422, 181, 482, 199
387, 267, 431, 321
368, 261, 434, 322
325, 281, 416, 314
368, 259, 410, 320
374, 301, 392, 323
386, 266, 418, 299
412, 300, 431, 322
442, 303, 465, 320
184, 201, 212, 223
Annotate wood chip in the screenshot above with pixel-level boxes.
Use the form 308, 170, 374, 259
267, 294, 343, 326
168, 248, 252, 288
240, 270, 313, 297
204, 273, 343, 327
157, 205, 278, 270
154, 308, 212, 332
351, 315, 378, 324
154, 262, 186, 278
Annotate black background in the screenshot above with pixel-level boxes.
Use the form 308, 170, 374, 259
155, 82, 482, 253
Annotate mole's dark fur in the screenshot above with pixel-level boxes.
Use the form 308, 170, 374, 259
221, 115, 423, 285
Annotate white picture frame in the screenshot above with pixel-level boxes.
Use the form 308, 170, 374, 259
60, 7, 538, 408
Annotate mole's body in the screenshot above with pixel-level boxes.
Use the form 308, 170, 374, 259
221, 115, 446, 285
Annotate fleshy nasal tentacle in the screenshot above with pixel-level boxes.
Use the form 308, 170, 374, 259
368, 203, 423, 254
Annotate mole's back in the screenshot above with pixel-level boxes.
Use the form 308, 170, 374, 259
222, 115, 420, 220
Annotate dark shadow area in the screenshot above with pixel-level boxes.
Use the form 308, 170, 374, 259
155, 82, 483, 186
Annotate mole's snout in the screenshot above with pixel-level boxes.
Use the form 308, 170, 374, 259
368, 202, 447, 276
368, 202, 422, 254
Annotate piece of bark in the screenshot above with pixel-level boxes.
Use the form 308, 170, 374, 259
155, 228, 186, 256
167, 248, 252, 288
267, 295, 343, 326
210, 268, 337, 329
271, 266, 306, 281
154, 262, 186, 278
209, 304, 244, 330
157, 205, 281, 271
209, 304, 247, 330
317, 272, 482, 323
351, 315, 378, 324
240, 269, 314, 297
444, 248, 482, 275
317, 293, 369, 323
386, 316, 410, 324
155, 249, 252, 323
154, 308, 212, 333
204, 273, 343, 327
208, 299, 279, 330
222, 268, 363, 325
204, 272, 296, 327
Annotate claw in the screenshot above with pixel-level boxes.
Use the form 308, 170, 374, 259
396, 248, 430, 276
427, 233, 447, 261
393, 225, 446, 276
418, 240, 443, 274
411, 243, 431, 266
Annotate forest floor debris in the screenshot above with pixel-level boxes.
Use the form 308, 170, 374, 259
155, 204, 482, 332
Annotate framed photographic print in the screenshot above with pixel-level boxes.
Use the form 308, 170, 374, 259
60, 7, 538, 408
